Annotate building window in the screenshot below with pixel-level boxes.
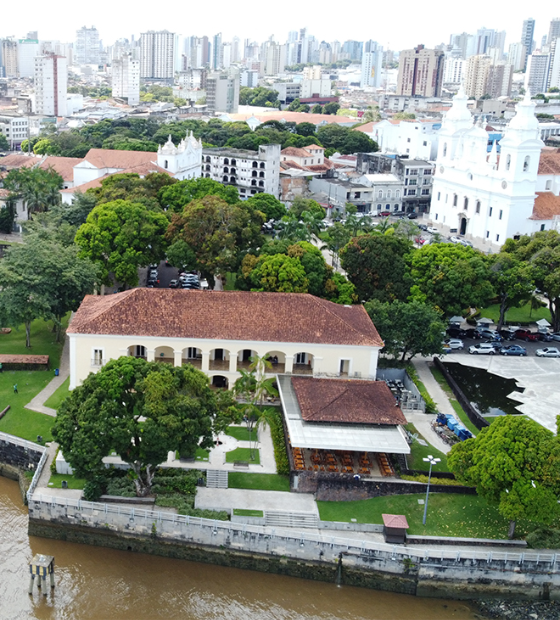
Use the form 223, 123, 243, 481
506, 154, 511, 171
164, 160, 168, 169
407, 138, 411, 143
489, 207, 493, 217
409, 179, 417, 186
377, 204, 382, 210
396, 190, 400, 198
422, 189, 430, 195
387, 190, 391, 198
443, 143, 447, 156
496, 234, 500, 242
545, 180, 552, 190
464, 197, 468, 211
437, 192, 441, 201
499, 210, 503, 220
393, 204, 398, 211
408, 189, 416, 196
423, 141, 427, 146
476, 201, 480, 214
435, 213, 438, 220
378, 190, 383, 198
92, 349, 104, 366
453, 194, 458, 207
541, 224, 546, 231
486, 231, 490, 238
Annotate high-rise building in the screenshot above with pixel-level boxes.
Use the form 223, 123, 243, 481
464, 54, 491, 98
396, 45, 444, 97
548, 18, 560, 44
548, 41, 560, 89
521, 18, 536, 69
112, 53, 140, 105
75, 26, 100, 65
231, 37, 241, 63
360, 40, 383, 88
487, 62, 513, 98
211, 33, 222, 70
140, 31, 174, 79
34, 54, 67, 116
526, 53, 551, 94
341, 40, 363, 61
508, 42, 527, 71
206, 69, 239, 114
17, 38, 40, 78
1, 39, 18, 77
443, 56, 465, 85
449, 32, 475, 59
264, 41, 285, 76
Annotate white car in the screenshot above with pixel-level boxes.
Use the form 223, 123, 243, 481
469, 343, 497, 355
536, 347, 560, 358
444, 338, 464, 350
450, 236, 461, 244
459, 238, 473, 247
427, 226, 439, 234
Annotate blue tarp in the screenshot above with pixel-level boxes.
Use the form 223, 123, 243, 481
445, 414, 458, 431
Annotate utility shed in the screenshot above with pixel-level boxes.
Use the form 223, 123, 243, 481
382, 513, 409, 543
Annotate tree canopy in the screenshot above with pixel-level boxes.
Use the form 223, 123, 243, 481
239, 86, 281, 108
245, 192, 287, 221
159, 177, 239, 213
448, 415, 560, 537
52, 357, 235, 496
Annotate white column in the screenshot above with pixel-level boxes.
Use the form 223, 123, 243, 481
284, 355, 294, 374
229, 353, 237, 373
173, 350, 183, 367
201, 351, 210, 372
147, 349, 155, 362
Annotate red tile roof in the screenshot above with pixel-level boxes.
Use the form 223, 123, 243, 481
538, 149, 560, 175
60, 175, 110, 193
40, 156, 83, 182
530, 192, 560, 220
68, 289, 383, 347
83, 148, 159, 170
280, 160, 307, 171
0, 153, 40, 172
291, 377, 406, 425
382, 514, 409, 529
281, 146, 312, 158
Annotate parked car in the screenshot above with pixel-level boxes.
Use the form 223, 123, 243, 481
500, 345, 527, 356
418, 224, 428, 231
379, 210, 391, 217
469, 343, 497, 355
450, 235, 462, 244
498, 329, 517, 341
407, 212, 418, 219
536, 347, 560, 357
482, 339, 503, 351
169, 279, 179, 288
550, 333, 560, 342
475, 328, 501, 341
514, 329, 539, 342
147, 277, 158, 287
459, 239, 473, 247
444, 338, 464, 350
427, 226, 439, 234
537, 331, 554, 342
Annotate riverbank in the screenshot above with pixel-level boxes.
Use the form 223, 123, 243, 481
475, 600, 560, 620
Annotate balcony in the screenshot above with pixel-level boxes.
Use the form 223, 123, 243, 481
182, 357, 202, 369
209, 359, 230, 371
292, 363, 313, 375
91, 358, 106, 367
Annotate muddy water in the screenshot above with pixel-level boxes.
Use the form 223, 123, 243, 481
0, 477, 481, 620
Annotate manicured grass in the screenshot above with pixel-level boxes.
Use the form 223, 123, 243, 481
225, 447, 260, 464
317, 493, 535, 539
0, 315, 69, 370
233, 508, 264, 517
43, 377, 70, 410
47, 473, 86, 490
228, 472, 290, 491
226, 425, 253, 442
0, 371, 55, 441
480, 302, 551, 325
404, 423, 449, 472
429, 365, 479, 436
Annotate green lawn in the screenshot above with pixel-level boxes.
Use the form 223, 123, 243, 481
225, 447, 261, 465
0, 371, 55, 441
317, 493, 533, 539
480, 302, 551, 325
429, 365, 479, 436
232, 508, 264, 517
47, 473, 86, 490
228, 472, 290, 491
405, 423, 449, 472
43, 377, 70, 410
226, 425, 253, 442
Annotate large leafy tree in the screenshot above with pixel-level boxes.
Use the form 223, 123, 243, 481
448, 416, 560, 538
89, 173, 176, 209
166, 195, 264, 278
3, 167, 63, 219
488, 253, 534, 329
245, 193, 287, 221
159, 177, 239, 213
75, 199, 169, 289
365, 299, 445, 360
249, 253, 309, 293
408, 243, 494, 316
53, 357, 235, 496
340, 234, 413, 303
503, 231, 560, 331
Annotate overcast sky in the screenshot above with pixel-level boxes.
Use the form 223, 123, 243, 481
0, 1, 557, 52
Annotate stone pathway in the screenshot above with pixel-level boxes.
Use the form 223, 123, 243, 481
25, 336, 69, 417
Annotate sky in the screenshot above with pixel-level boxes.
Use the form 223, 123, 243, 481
0, 1, 558, 52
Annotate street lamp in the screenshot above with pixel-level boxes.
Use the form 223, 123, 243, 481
422, 455, 441, 525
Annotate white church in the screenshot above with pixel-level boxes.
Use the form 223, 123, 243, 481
428, 88, 560, 250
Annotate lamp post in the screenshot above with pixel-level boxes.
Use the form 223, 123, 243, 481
422, 455, 440, 526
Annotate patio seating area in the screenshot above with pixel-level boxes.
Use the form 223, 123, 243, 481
291, 447, 392, 477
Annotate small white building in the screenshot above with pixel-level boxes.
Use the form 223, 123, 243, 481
358, 174, 404, 214
360, 119, 441, 161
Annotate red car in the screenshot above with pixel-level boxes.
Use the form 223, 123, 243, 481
515, 329, 539, 342
379, 211, 391, 216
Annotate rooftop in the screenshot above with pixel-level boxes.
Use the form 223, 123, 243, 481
538, 149, 560, 175
68, 289, 383, 347
530, 192, 560, 220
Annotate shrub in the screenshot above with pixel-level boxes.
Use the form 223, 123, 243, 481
266, 409, 290, 475
105, 477, 136, 497
83, 476, 106, 501
405, 364, 437, 413
526, 527, 560, 549
400, 474, 464, 486
154, 494, 228, 520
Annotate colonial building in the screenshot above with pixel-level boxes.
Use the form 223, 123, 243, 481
428, 88, 556, 248
156, 132, 203, 180
67, 289, 384, 390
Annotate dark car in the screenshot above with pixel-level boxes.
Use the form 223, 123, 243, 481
418, 224, 428, 231
500, 345, 527, 356
537, 332, 554, 342
515, 329, 539, 342
407, 212, 418, 219
498, 329, 517, 341
483, 339, 503, 351
475, 328, 501, 341
147, 277, 158, 287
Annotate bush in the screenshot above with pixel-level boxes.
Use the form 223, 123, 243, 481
154, 494, 228, 520
405, 364, 437, 413
400, 474, 464, 486
267, 409, 290, 475
83, 476, 106, 501
526, 527, 560, 549
105, 477, 136, 497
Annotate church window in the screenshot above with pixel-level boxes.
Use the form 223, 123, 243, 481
489, 207, 493, 217
435, 213, 438, 220
453, 194, 458, 207
443, 143, 447, 156
378, 190, 383, 198
496, 234, 500, 242
224, 158, 229, 165
523, 156, 530, 172
387, 190, 392, 198
475, 201, 481, 214
377, 204, 382, 210
445, 194, 448, 203
546, 180, 551, 190
437, 192, 441, 201
486, 231, 490, 238
463, 198, 468, 211
541, 224, 546, 231
506, 154, 511, 171
499, 210, 503, 220
164, 160, 168, 169
396, 190, 400, 198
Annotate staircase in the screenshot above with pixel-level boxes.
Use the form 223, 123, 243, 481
206, 469, 228, 489
265, 511, 319, 528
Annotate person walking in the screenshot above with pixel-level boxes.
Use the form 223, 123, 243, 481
13, 383, 18, 394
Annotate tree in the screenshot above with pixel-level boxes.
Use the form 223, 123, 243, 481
0, 199, 16, 233
340, 234, 413, 303
239, 86, 280, 107
409, 243, 494, 316
75, 199, 169, 289
51, 191, 98, 227
503, 231, 560, 331
0, 133, 10, 150
488, 253, 534, 329
296, 122, 318, 137
361, 106, 380, 123
311, 104, 323, 114
33, 139, 61, 155
365, 299, 445, 361
290, 196, 325, 218
2, 167, 63, 219
393, 112, 416, 120
323, 102, 340, 115
159, 177, 239, 213
91, 173, 176, 209
448, 416, 560, 538
287, 98, 302, 111
245, 193, 287, 221
53, 357, 235, 496
250, 253, 309, 293
167, 195, 264, 278
316, 123, 377, 154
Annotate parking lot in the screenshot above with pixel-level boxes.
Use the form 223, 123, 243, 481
444, 333, 559, 358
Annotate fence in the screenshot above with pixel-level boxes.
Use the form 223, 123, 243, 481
27, 492, 559, 575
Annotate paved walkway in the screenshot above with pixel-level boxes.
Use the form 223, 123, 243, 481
195, 488, 318, 514
0, 231, 22, 244
25, 336, 70, 417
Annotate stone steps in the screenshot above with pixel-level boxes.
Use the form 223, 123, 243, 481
206, 469, 228, 489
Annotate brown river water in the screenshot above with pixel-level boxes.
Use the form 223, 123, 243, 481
0, 476, 482, 620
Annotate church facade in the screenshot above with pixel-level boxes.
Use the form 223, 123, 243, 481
428, 89, 559, 250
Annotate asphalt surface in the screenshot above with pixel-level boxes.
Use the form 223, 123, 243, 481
444, 333, 559, 358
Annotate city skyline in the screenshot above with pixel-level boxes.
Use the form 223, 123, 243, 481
0, 1, 558, 52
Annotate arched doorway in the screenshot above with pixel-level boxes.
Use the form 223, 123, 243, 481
211, 375, 229, 389
460, 217, 467, 236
